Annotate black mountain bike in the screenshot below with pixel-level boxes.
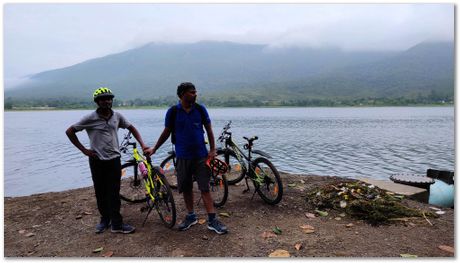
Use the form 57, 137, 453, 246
216, 121, 283, 205
160, 148, 229, 208
119, 132, 176, 228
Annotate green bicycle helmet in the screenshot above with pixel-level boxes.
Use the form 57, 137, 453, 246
93, 87, 114, 102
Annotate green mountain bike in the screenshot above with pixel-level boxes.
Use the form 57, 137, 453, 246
119, 132, 176, 228
216, 121, 283, 205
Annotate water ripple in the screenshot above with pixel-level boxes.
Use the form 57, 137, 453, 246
5, 107, 454, 197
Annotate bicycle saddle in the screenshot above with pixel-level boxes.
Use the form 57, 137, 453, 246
243, 136, 258, 143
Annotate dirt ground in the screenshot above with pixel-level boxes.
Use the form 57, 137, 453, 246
4, 173, 455, 257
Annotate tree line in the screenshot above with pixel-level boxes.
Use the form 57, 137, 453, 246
5, 94, 453, 110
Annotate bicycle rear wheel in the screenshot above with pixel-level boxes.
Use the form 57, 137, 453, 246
216, 149, 245, 185
252, 157, 283, 205
152, 170, 177, 228
120, 162, 148, 203
160, 154, 178, 189
210, 173, 229, 208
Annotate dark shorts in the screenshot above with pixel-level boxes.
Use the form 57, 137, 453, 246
176, 157, 211, 193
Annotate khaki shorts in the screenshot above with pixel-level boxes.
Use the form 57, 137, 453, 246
176, 158, 211, 193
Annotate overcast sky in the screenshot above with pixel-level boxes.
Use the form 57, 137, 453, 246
3, 3, 454, 88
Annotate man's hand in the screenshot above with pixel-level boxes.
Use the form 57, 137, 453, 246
83, 148, 97, 158
208, 149, 217, 159
143, 147, 156, 157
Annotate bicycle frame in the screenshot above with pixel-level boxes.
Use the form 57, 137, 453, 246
218, 124, 267, 186
120, 134, 166, 204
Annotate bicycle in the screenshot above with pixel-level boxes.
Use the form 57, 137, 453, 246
119, 132, 176, 228
160, 148, 229, 208
215, 121, 283, 205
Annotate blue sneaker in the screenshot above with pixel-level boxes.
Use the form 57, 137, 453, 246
207, 218, 228, 235
111, 223, 135, 234
178, 214, 198, 231
95, 219, 110, 234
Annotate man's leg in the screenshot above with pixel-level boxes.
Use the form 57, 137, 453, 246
89, 158, 110, 233
107, 158, 123, 227
195, 158, 228, 234
177, 159, 198, 231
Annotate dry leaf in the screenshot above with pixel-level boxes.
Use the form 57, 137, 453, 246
25, 233, 35, 237
300, 225, 315, 234
19, 230, 26, 234
305, 212, 316, 219
269, 249, 290, 257
346, 223, 354, 228
75, 215, 83, 219
102, 251, 114, 257
93, 247, 104, 253
219, 212, 230, 217
198, 219, 206, 225
261, 231, 277, 239
294, 243, 303, 251
335, 217, 342, 221
300, 224, 315, 230
400, 254, 417, 258
438, 245, 454, 254
83, 211, 93, 215
435, 211, 446, 215
288, 183, 296, 187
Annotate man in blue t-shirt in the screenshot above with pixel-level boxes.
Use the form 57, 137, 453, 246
145, 82, 228, 235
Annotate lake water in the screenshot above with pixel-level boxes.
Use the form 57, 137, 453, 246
4, 106, 454, 198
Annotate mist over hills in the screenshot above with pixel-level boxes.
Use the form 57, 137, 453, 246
5, 40, 454, 107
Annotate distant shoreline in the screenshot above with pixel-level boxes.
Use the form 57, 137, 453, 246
4, 103, 454, 112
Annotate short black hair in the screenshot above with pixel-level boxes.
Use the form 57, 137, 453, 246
177, 82, 196, 97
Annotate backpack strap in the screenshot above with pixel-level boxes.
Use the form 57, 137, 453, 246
194, 103, 208, 126
169, 105, 178, 144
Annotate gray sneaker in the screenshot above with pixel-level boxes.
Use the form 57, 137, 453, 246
178, 214, 198, 231
111, 223, 135, 234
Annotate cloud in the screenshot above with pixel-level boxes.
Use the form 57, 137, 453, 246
3, 3, 454, 87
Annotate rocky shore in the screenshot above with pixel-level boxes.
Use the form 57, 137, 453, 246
4, 173, 454, 257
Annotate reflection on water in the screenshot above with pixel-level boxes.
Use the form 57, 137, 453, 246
5, 106, 454, 197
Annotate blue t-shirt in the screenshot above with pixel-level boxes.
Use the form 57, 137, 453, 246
165, 103, 211, 159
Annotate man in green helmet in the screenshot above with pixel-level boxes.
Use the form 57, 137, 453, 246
66, 87, 148, 234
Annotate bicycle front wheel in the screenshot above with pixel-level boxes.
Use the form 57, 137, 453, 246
210, 173, 229, 208
252, 157, 283, 205
153, 171, 177, 228
120, 162, 148, 203
216, 149, 245, 185
160, 154, 178, 189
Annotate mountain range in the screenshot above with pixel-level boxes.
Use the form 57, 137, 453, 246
5, 40, 454, 106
